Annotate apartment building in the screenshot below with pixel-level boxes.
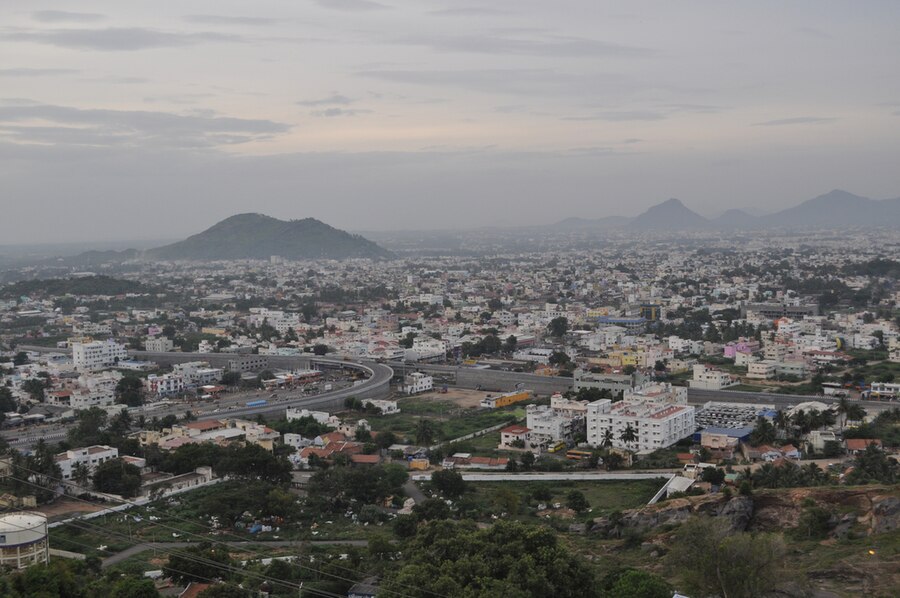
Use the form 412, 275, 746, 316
144, 337, 174, 352
55, 445, 119, 481
689, 364, 735, 391
587, 398, 695, 452
400, 372, 433, 395
72, 340, 128, 371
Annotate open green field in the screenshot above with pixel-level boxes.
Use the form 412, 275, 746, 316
365, 397, 523, 442
466, 478, 666, 520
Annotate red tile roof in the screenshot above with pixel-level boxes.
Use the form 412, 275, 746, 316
845, 438, 882, 451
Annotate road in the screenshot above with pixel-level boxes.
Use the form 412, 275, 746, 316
101, 539, 368, 568
6, 347, 394, 450
409, 471, 675, 482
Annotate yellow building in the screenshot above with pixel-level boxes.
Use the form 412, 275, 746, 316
480, 390, 532, 409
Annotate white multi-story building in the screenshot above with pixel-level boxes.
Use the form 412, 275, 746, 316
286, 408, 331, 424
55, 445, 119, 481
526, 404, 581, 445
689, 364, 735, 391
145, 373, 185, 397
172, 362, 224, 386
145, 337, 174, 352
747, 360, 777, 379
401, 372, 433, 395
587, 398, 695, 452
72, 340, 128, 371
73, 321, 112, 336
361, 399, 400, 415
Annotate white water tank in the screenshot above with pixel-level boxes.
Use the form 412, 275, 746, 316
0, 512, 50, 569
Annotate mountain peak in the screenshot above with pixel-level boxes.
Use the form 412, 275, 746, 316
630, 197, 708, 230
149, 214, 391, 261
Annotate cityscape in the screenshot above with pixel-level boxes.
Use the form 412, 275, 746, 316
2, 2, 900, 598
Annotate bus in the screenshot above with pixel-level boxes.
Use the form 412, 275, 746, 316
566, 449, 593, 461
246, 399, 268, 408
548, 442, 567, 454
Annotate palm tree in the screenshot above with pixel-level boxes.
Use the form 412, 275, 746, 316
836, 397, 850, 428
619, 424, 637, 450
773, 410, 788, 438
845, 404, 867, 425
72, 462, 91, 489
601, 429, 614, 449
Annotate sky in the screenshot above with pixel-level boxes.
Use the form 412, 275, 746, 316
2, 0, 900, 243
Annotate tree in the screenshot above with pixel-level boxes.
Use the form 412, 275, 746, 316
846, 443, 899, 484
374, 430, 398, 450
619, 424, 637, 449
549, 351, 571, 367
382, 520, 598, 597
492, 487, 521, 514
520, 450, 535, 470
666, 517, 788, 598
220, 371, 242, 386
165, 542, 234, 583
412, 497, 451, 522
313, 343, 329, 355
604, 452, 624, 471
0, 386, 17, 413
601, 429, 614, 449
700, 467, 726, 486
93, 458, 142, 498
749, 416, 776, 445
548, 316, 569, 338
602, 569, 672, 598
415, 418, 436, 446
22, 378, 47, 402
431, 469, 467, 498
503, 335, 518, 354
566, 490, 589, 512
72, 462, 92, 489
197, 584, 251, 598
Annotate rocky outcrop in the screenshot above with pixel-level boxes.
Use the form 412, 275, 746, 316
590, 486, 900, 538
591, 494, 753, 536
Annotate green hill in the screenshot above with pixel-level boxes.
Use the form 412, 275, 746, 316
148, 214, 391, 261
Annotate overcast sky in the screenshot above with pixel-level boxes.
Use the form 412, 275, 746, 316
2, 1, 900, 243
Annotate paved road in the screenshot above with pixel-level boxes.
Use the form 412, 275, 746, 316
7, 348, 394, 450
409, 471, 674, 482
101, 539, 368, 568
402, 480, 426, 504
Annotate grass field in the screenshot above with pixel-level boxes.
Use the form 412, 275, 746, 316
365, 397, 523, 442
466, 478, 666, 520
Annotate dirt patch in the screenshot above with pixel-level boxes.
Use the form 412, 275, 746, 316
415, 389, 489, 409
37, 497, 111, 522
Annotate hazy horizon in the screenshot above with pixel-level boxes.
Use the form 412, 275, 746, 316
3, 1, 900, 243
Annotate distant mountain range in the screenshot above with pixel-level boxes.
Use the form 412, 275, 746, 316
550, 190, 900, 231
148, 214, 391, 261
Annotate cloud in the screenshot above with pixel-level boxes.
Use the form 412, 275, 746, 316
561, 111, 665, 122
84, 75, 148, 84
358, 68, 630, 97
309, 108, 371, 117
313, 0, 389, 12
752, 116, 838, 126
183, 15, 277, 26
0, 103, 289, 148
430, 8, 509, 17
6, 28, 243, 51
296, 93, 354, 106
32, 10, 104, 23
0, 68, 79, 77
393, 33, 650, 58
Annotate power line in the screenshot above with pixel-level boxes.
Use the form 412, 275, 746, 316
6, 474, 346, 598
7, 462, 437, 598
